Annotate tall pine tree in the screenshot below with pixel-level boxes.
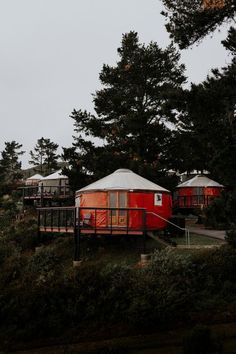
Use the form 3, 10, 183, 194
161, 0, 236, 48
29, 137, 59, 175
63, 32, 186, 190
0, 141, 24, 193
168, 32, 236, 185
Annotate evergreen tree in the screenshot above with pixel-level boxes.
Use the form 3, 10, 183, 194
168, 45, 236, 185
29, 137, 59, 175
63, 32, 186, 190
161, 0, 236, 48
222, 26, 236, 54
0, 141, 24, 193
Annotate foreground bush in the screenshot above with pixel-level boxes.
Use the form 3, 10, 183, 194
225, 223, 236, 248
183, 325, 223, 354
1, 245, 236, 348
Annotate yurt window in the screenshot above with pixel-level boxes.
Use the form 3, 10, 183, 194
193, 187, 204, 205
154, 193, 162, 206
108, 191, 127, 225
119, 192, 127, 216
194, 187, 204, 195
109, 192, 127, 212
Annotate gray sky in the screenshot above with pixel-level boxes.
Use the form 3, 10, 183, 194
0, 0, 232, 168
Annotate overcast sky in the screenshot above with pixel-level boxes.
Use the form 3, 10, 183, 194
0, 0, 232, 168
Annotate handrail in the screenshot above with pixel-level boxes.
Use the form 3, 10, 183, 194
19, 185, 72, 198
38, 206, 76, 211
146, 211, 190, 247
38, 206, 146, 211
37, 206, 147, 235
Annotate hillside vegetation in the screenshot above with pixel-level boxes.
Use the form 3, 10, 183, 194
1, 210, 236, 352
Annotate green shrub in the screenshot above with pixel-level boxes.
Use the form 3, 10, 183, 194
125, 249, 197, 327
193, 246, 236, 285
0, 238, 17, 266
183, 325, 223, 354
204, 193, 228, 229
5, 215, 38, 251
98, 263, 136, 321
0, 252, 27, 287
225, 223, 236, 248
25, 246, 62, 287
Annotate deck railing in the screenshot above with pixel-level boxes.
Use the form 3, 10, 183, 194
37, 206, 147, 235
21, 185, 73, 199
38, 206, 148, 261
174, 195, 217, 208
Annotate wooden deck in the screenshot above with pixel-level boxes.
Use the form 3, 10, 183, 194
39, 226, 144, 236
38, 206, 147, 237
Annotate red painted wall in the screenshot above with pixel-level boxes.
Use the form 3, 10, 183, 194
76, 190, 172, 230
128, 192, 172, 229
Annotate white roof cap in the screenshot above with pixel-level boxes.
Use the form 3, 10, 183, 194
177, 175, 224, 188
26, 174, 43, 180
78, 169, 170, 193
40, 169, 68, 180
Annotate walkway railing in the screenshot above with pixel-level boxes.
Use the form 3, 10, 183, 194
146, 211, 190, 247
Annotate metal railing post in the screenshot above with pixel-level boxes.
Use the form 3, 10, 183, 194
142, 210, 147, 253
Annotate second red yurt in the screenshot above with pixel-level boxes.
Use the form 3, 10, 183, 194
75, 168, 172, 232
174, 175, 224, 209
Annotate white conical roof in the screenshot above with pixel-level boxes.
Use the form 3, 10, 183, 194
78, 169, 170, 193
27, 174, 43, 180
40, 169, 68, 180
177, 175, 224, 188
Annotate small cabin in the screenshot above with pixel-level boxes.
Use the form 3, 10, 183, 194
75, 168, 172, 232
174, 175, 224, 210
25, 173, 43, 186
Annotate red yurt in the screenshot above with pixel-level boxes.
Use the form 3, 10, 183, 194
175, 175, 224, 209
75, 169, 172, 233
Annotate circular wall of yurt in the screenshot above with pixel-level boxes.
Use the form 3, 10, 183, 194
175, 175, 224, 209
75, 169, 172, 231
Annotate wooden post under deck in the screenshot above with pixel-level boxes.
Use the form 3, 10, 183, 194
142, 210, 147, 253
74, 207, 81, 261
37, 209, 41, 245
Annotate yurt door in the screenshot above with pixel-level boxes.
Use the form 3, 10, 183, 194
109, 191, 127, 226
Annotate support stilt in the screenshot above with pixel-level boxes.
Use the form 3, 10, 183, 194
74, 208, 81, 262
